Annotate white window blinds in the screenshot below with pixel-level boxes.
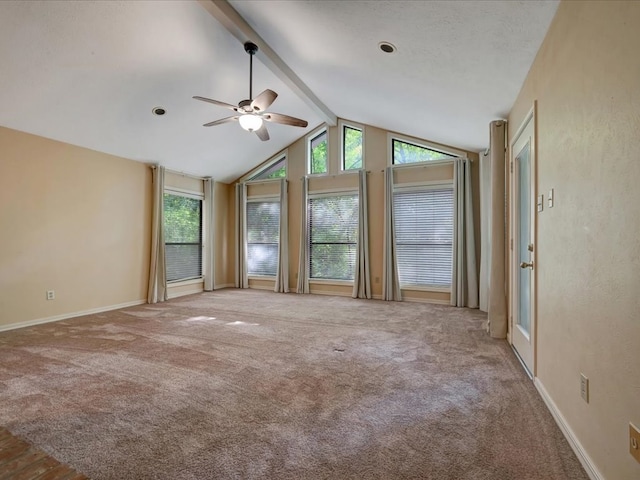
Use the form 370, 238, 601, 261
247, 201, 280, 276
393, 188, 453, 287
164, 193, 203, 282
309, 195, 358, 280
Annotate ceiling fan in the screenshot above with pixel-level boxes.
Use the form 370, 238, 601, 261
193, 42, 308, 141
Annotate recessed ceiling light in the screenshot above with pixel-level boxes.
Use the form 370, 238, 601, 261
152, 107, 166, 116
379, 42, 396, 54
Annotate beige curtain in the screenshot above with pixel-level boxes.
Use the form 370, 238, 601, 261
203, 178, 215, 291
486, 121, 508, 338
147, 165, 167, 304
274, 179, 289, 293
452, 159, 479, 308
382, 166, 402, 301
296, 177, 309, 294
235, 183, 248, 288
479, 149, 491, 312
353, 170, 371, 299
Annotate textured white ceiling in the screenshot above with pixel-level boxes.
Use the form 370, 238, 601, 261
0, 0, 558, 182
230, 0, 559, 153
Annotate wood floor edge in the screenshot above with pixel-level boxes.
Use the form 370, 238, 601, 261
0, 427, 89, 479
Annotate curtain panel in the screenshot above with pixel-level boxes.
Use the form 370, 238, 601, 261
486, 120, 508, 338
382, 167, 402, 301
353, 170, 371, 299
274, 179, 289, 293
147, 165, 167, 304
235, 183, 248, 288
479, 150, 491, 312
203, 178, 215, 291
452, 159, 479, 308
296, 177, 310, 294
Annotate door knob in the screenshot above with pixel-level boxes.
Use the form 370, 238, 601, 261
520, 261, 534, 269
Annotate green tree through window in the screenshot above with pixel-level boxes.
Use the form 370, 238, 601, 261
310, 130, 327, 174
343, 126, 363, 170
251, 156, 286, 180
392, 139, 456, 164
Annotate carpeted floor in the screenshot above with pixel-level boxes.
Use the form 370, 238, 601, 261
0, 290, 588, 479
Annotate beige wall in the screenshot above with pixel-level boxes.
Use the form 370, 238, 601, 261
235, 121, 478, 300
0, 126, 151, 328
508, 1, 640, 478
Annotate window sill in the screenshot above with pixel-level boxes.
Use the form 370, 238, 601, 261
248, 275, 276, 280
167, 277, 203, 287
309, 279, 354, 287
400, 285, 451, 293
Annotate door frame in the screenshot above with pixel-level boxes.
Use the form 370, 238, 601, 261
509, 103, 537, 377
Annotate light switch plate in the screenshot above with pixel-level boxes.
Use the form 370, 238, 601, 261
548, 188, 554, 207
580, 373, 589, 403
630, 423, 640, 464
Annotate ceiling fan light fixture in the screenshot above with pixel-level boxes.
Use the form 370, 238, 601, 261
239, 114, 263, 132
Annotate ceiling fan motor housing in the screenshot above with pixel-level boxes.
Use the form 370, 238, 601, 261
238, 99, 254, 112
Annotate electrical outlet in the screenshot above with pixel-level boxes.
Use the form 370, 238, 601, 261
630, 423, 640, 464
46, 290, 55, 301
580, 373, 589, 403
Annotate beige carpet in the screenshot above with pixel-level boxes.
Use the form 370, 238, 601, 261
0, 290, 587, 479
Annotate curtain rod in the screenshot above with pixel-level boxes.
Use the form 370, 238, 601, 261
149, 164, 210, 181
379, 158, 467, 172
300, 170, 370, 180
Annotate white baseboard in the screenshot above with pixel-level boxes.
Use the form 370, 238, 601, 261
214, 283, 234, 290
249, 284, 275, 291
0, 299, 146, 333
534, 378, 604, 480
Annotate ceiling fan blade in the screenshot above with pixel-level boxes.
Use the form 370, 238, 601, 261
193, 96, 238, 111
254, 123, 270, 141
251, 89, 277, 112
264, 112, 308, 128
203, 116, 239, 127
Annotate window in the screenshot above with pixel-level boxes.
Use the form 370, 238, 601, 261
392, 138, 456, 164
250, 155, 286, 180
393, 188, 453, 287
309, 195, 358, 280
308, 129, 328, 174
342, 124, 363, 170
246, 200, 280, 276
164, 193, 203, 282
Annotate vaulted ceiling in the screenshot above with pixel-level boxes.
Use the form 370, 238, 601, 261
0, 0, 559, 182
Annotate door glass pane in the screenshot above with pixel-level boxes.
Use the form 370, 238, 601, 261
517, 142, 531, 335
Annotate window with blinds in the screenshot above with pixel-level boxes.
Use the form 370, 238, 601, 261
309, 195, 358, 280
247, 200, 280, 276
393, 188, 453, 287
164, 193, 202, 282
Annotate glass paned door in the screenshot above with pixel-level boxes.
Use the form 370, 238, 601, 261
511, 109, 536, 376
517, 142, 531, 337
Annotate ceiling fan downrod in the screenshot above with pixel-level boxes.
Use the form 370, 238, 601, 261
244, 42, 258, 102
